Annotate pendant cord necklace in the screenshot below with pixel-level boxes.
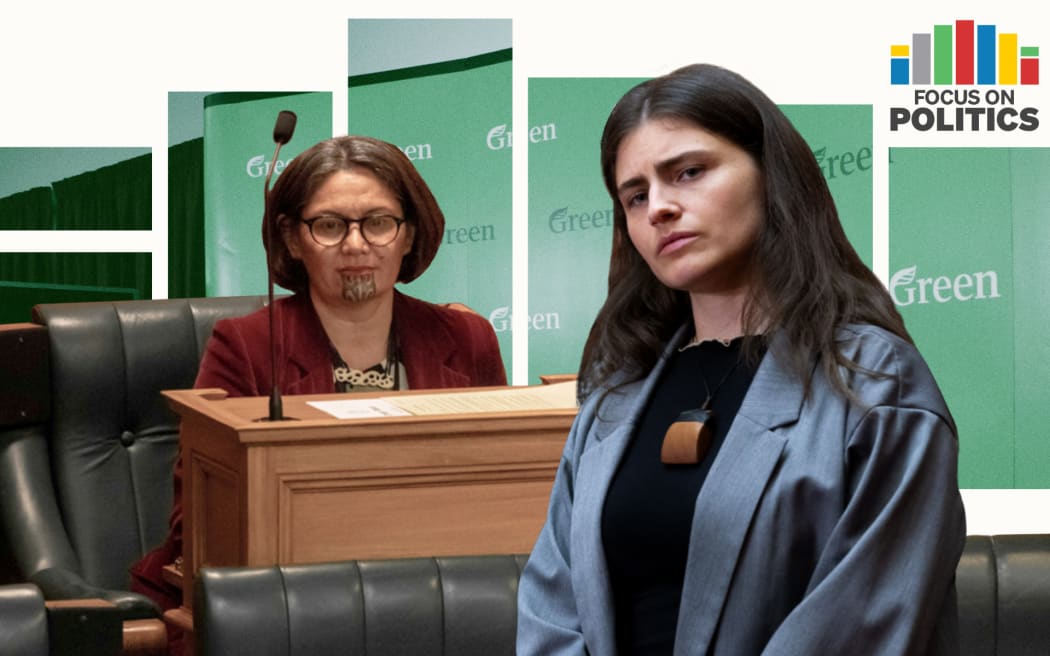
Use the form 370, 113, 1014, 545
661, 343, 742, 465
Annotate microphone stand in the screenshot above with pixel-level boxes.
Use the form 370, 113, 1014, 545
262, 110, 297, 421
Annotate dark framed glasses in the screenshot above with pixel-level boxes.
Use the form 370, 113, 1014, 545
299, 214, 406, 247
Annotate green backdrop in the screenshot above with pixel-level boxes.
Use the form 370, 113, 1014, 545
168, 138, 205, 299
0, 153, 151, 231
0, 149, 152, 322
348, 50, 513, 376
890, 148, 1050, 489
203, 92, 333, 297
2, 83, 1046, 491
0, 253, 151, 323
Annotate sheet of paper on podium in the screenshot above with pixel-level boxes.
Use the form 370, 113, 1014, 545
307, 380, 578, 419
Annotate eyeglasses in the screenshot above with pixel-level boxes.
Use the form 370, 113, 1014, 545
299, 214, 406, 247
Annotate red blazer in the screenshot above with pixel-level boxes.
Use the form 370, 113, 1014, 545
196, 291, 507, 394
130, 291, 506, 611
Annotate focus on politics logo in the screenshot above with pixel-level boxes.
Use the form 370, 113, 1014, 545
889, 19, 1040, 132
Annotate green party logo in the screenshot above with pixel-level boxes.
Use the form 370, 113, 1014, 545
486, 122, 558, 150
487, 125, 512, 150
890, 265, 1002, 306
812, 145, 872, 180
547, 207, 613, 234
245, 154, 290, 178
488, 306, 562, 332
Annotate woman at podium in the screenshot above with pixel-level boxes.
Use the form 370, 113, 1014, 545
130, 135, 507, 629
517, 64, 965, 655
201, 134, 506, 396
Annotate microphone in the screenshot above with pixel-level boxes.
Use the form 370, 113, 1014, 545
272, 110, 296, 146
262, 110, 297, 421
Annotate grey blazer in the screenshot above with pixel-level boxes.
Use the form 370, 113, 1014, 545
517, 324, 966, 655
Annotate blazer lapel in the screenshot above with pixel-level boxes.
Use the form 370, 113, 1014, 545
572, 422, 632, 656
673, 336, 804, 655
395, 292, 470, 390
570, 325, 690, 655
277, 295, 336, 395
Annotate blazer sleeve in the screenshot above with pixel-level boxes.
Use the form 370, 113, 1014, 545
517, 406, 591, 655
761, 371, 966, 654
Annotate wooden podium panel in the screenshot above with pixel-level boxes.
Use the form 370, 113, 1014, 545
162, 386, 578, 610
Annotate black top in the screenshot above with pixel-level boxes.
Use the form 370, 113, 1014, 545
601, 337, 760, 655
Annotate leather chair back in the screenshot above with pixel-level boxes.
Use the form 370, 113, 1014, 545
28, 296, 266, 591
195, 555, 528, 656
0, 323, 50, 586
957, 534, 1050, 656
194, 536, 1050, 656
0, 583, 48, 656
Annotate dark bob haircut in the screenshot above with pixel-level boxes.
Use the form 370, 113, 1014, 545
264, 135, 445, 294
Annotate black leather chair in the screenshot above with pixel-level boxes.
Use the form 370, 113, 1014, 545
0, 583, 49, 656
0, 296, 267, 621
957, 534, 1050, 655
0, 582, 126, 656
193, 535, 1050, 656
194, 554, 528, 656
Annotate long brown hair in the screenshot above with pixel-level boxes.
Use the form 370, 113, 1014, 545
578, 63, 910, 403
264, 135, 445, 294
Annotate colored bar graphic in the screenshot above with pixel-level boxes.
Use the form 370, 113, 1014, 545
891, 45, 910, 84
891, 58, 910, 84
956, 20, 975, 84
1000, 33, 1019, 85
977, 24, 996, 84
1021, 46, 1040, 84
1021, 58, 1039, 85
891, 21, 1039, 86
934, 24, 953, 84
913, 33, 932, 84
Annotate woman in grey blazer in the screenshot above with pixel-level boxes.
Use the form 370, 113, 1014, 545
517, 63, 965, 655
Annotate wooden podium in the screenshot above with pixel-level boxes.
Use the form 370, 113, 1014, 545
161, 384, 577, 629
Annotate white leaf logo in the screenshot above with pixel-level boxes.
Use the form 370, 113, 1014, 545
245, 155, 266, 178
488, 306, 510, 322
486, 124, 511, 150
889, 265, 917, 289
488, 306, 511, 332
